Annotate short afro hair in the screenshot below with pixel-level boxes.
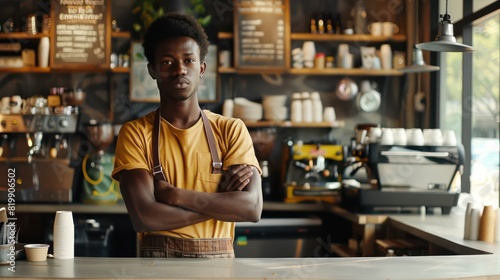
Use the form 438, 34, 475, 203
142, 12, 209, 64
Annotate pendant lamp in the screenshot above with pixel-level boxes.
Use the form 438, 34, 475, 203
399, 47, 440, 73
416, 0, 475, 52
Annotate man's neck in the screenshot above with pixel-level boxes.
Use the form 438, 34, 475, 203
160, 102, 202, 129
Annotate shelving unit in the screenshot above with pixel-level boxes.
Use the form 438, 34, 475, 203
243, 120, 345, 128
290, 33, 406, 43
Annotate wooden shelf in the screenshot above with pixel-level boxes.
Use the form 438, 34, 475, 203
217, 32, 234, 39
288, 68, 404, 76
111, 67, 130, 73
111, 31, 131, 39
243, 120, 345, 128
219, 67, 403, 76
291, 33, 407, 43
0, 67, 51, 73
218, 32, 406, 43
0, 33, 49, 39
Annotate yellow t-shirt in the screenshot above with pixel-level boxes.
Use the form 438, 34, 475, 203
111, 109, 261, 239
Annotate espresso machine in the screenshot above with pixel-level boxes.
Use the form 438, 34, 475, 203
282, 139, 346, 203
0, 103, 79, 202
342, 129, 464, 214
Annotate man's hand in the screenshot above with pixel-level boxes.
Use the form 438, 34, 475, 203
218, 164, 254, 192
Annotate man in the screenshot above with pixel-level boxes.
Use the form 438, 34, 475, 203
112, 12, 262, 258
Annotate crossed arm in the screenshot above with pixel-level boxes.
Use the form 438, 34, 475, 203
119, 165, 262, 232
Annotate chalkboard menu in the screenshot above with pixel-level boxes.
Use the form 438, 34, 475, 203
50, 0, 110, 68
234, 0, 287, 70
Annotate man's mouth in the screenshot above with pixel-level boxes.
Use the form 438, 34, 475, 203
173, 78, 189, 89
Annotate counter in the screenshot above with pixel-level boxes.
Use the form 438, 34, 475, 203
1, 255, 499, 279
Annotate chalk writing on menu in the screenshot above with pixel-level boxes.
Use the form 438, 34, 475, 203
236, 0, 285, 69
52, 0, 107, 67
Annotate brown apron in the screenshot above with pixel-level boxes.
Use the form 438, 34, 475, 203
142, 108, 234, 258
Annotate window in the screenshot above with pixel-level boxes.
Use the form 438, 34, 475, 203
439, 2, 499, 208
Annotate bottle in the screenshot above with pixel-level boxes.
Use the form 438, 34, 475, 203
47, 87, 62, 108
310, 18, 317, 34
261, 161, 272, 200
314, 53, 325, 69
325, 56, 334, 68
352, 0, 367, 34
38, 37, 50, 68
290, 92, 302, 123
311, 92, 323, 122
301, 92, 313, 123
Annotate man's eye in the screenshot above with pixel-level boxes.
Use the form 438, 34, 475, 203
186, 59, 195, 63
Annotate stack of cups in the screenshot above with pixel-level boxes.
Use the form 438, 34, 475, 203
53, 211, 74, 259
495, 208, 500, 242
478, 205, 497, 243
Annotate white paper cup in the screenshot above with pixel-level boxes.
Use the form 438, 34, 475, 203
25, 244, 50, 262
54, 211, 74, 227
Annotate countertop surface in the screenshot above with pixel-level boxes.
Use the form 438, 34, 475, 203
1, 255, 499, 280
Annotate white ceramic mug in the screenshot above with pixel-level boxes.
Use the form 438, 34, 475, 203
323, 107, 336, 122
9, 95, 23, 114
219, 50, 231, 67
442, 130, 457, 146
1, 96, 10, 114
367, 22, 383, 36
392, 128, 407, 145
409, 128, 424, 146
302, 41, 316, 62
379, 128, 394, 145
382, 22, 399, 36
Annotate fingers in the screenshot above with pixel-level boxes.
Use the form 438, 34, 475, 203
220, 165, 254, 192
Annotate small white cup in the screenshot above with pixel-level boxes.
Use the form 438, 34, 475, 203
54, 210, 74, 227
323, 107, 336, 122
409, 128, 424, 146
1, 97, 10, 114
442, 130, 457, 146
379, 128, 394, 145
367, 22, 382, 36
302, 41, 316, 62
368, 127, 382, 143
431, 129, 444, 145
9, 95, 23, 114
423, 129, 443, 145
219, 50, 231, 68
392, 128, 407, 145
382, 22, 399, 36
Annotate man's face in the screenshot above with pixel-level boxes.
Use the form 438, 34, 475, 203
147, 37, 206, 101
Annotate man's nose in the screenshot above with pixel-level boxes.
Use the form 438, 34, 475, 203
172, 61, 187, 75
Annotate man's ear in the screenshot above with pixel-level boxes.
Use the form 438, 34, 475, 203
147, 63, 157, 80
199, 61, 207, 78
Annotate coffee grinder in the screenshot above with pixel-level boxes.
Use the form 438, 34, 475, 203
81, 120, 120, 204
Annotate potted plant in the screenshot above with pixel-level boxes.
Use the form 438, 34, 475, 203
132, 0, 211, 39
